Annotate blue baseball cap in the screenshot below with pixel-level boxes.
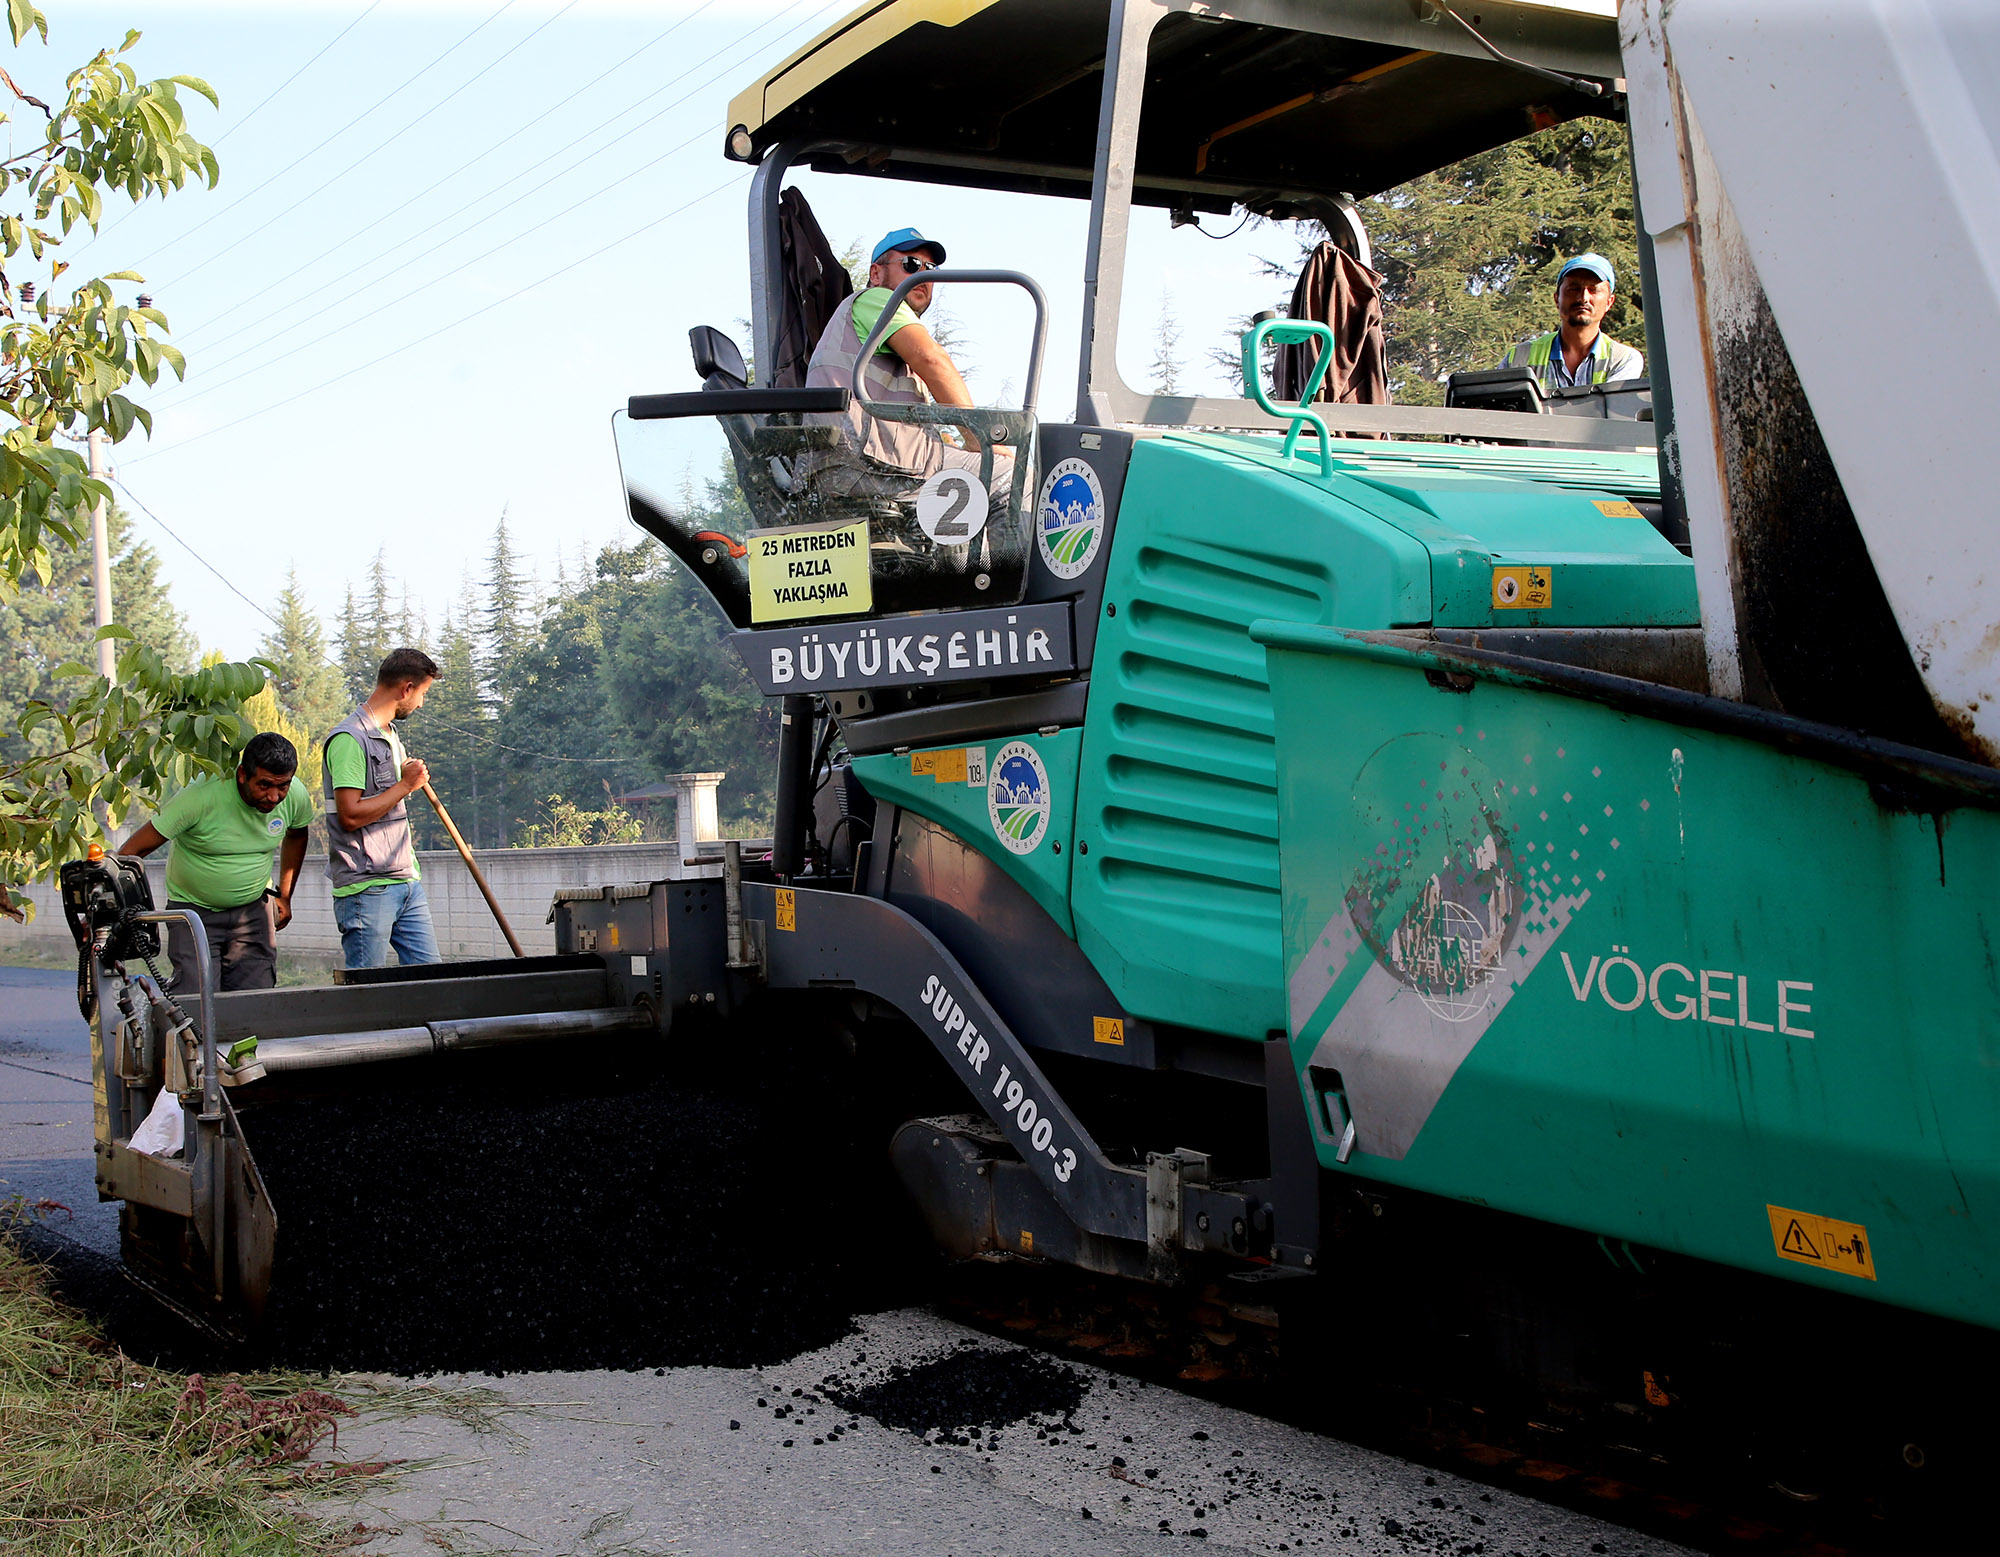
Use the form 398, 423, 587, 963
1556, 252, 1616, 289
871, 227, 946, 266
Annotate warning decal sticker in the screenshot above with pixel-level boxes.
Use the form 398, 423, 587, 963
775, 889, 796, 933
1492, 565, 1552, 610
1591, 499, 1644, 518
1766, 1203, 1876, 1281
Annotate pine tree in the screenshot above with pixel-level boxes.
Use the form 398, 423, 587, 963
0, 504, 195, 764
408, 597, 487, 849
259, 568, 346, 736
336, 552, 409, 702
478, 515, 532, 845
1149, 297, 1184, 396
1362, 118, 1639, 404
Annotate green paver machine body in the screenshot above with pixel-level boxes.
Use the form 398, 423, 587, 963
605, 0, 2000, 1356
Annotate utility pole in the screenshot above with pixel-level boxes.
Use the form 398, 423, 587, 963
87, 427, 116, 682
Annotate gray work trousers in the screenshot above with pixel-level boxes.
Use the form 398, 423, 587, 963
164, 896, 277, 996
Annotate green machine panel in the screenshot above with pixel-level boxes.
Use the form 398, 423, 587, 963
1260, 622, 2000, 1331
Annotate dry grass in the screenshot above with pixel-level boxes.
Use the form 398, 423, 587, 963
0, 1237, 382, 1556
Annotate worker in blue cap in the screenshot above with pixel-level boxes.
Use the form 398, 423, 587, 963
804, 225, 1011, 502
1500, 252, 1644, 393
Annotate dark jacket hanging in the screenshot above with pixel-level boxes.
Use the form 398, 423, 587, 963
772, 187, 855, 389
1273, 240, 1391, 410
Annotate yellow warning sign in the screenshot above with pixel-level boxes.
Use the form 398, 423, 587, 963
775, 888, 796, 933
912, 747, 968, 783
1093, 1017, 1125, 1046
1592, 499, 1644, 519
746, 518, 872, 623
1019, 1228, 1034, 1253
1492, 565, 1553, 610
1766, 1203, 1876, 1281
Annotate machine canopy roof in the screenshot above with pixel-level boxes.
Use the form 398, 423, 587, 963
726, 0, 1623, 212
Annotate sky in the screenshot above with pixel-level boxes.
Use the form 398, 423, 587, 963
25, 0, 1295, 659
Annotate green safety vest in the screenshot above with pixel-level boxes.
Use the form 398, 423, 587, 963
1521, 331, 1613, 386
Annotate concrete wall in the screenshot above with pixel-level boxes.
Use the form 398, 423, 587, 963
0, 841, 734, 962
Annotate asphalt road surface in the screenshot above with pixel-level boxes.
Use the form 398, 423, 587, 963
0, 966, 1689, 1556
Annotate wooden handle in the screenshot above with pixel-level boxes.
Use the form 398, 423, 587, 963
422, 782, 525, 958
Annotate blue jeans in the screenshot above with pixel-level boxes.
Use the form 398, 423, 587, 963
333, 879, 440, 970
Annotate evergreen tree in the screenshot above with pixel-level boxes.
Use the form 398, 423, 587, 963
1149, 297, 1184, 396
259, 568, 346, 735
0, 504, 195, 765
336, 552, 407, 702
1363, 118, 1639, 404
479, 514, 532, 844
407, 598, 487, 849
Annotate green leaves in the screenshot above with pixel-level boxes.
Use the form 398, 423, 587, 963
5, 1, 44, 48
0, 17, 225, 887
0, 653, 270, 888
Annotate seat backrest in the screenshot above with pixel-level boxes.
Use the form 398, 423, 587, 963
689, 325, 748, 391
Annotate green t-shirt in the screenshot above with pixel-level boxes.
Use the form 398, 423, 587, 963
850, 286, 921, 356
325, 727, 421, 897
155, 774, 314, 911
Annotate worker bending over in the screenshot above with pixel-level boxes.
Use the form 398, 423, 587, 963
324, 647, 441, 970
805, 226, 1012, 501
1500, 253, 1644, 393
118, 731, 313, 993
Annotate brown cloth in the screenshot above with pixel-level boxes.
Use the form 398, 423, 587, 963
1272, 240, 1390, 409
771, 186, 854, 390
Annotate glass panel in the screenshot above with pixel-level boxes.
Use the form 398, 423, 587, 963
612, 403, 1036, 625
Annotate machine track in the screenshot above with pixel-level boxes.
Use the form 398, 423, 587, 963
929, 1258, 1962, 1557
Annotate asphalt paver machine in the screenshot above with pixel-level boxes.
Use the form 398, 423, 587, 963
71, 0, 2000, 1480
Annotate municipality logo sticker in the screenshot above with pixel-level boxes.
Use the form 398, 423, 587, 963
267, 815, 285, 834
987, 740, 1050, 855
1037, 457, 1104, 580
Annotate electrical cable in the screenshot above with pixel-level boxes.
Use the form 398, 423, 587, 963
173, 0, 726, 348
166, 115, 728, 408
123, 168, 745, 463
160, 0, 586, 293
114, 474, 638, 767
165, 0, 833, 382
70, 1, 387, 260
125, 0, 525, 272
215, 2, 386, 147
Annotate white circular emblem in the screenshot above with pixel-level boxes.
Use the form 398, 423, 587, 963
914, 467, 989, 545
1036, 457, 1105, 580
987, 740, 1051, 856
267, 815, 284, 833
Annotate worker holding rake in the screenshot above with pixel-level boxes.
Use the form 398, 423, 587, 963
323, 647, 442, 970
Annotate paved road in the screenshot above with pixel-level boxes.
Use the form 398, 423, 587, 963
0, 964, 118, 1256
320, 1311, 1691, 1557
0, 965, 1688, 1555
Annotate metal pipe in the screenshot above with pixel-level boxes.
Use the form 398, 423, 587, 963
254, 1006, 654, 1076
137, 909, 216, 1114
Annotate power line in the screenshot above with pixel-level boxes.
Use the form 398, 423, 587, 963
127, 0, 525, 272
162, 0, 829, 384
174, 0, 724, 348
113, 474, 634, 766
215, 2, 385, 147
166, 117, 729, 408
160, 0, 587, 293
71, 2, 387, 260
124, 169, 746, 463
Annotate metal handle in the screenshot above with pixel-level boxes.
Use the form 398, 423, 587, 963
850, 269, 1049, 415
1241, 317, 1337, 477
134, 909, 217, 1116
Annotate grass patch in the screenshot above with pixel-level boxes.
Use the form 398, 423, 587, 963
0, 1236, 382, 1555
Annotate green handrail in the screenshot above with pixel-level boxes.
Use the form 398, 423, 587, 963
1240, 317, 1335, 477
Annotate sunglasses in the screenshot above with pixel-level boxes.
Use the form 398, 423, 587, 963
895, 255, 939, 274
